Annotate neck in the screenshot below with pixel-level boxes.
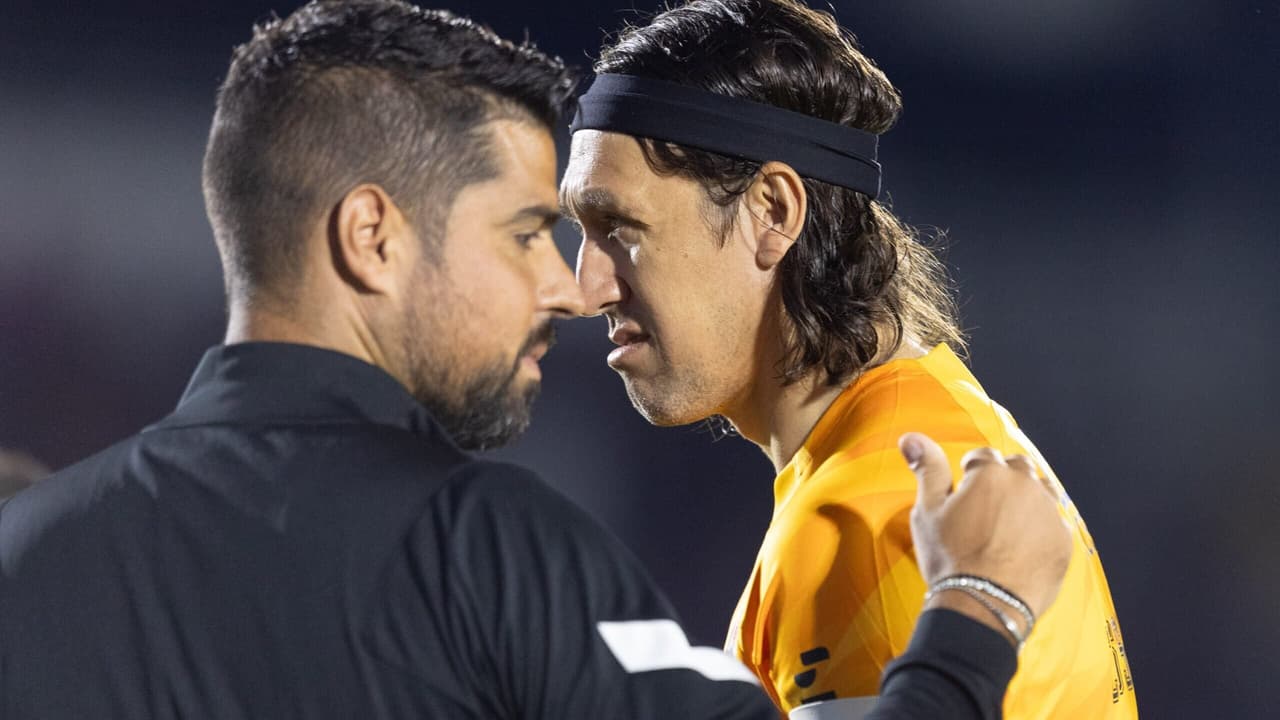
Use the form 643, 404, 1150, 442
223, 291, 390, 375
726, 333, 930, 473
727, 374, 844, 474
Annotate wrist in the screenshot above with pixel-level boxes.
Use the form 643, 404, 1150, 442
924, 589, 1022, 648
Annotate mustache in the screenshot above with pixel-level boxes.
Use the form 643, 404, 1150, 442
516, 320, 557, 360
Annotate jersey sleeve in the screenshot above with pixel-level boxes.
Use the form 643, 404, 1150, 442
415, 461, 780, 720
758, 448, 926, 714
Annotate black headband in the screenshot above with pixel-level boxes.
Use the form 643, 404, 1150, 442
569, 73, 882, 199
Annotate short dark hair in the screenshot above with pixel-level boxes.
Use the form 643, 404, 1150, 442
597, 0, 964, 386
203, 0, 576, 305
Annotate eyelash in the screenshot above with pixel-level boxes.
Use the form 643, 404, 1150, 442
604, 219, 631, 244
566, 217, 633, 245
516, 231, 542, 248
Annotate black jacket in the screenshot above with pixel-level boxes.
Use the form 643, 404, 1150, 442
0, 342, 1013, 719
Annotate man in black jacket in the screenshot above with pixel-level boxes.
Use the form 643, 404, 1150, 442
0, 2, 1068, 718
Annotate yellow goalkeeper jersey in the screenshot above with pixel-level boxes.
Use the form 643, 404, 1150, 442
726, 344, 1137, 719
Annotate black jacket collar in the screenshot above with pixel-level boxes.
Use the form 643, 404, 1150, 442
149, 342, 446, 441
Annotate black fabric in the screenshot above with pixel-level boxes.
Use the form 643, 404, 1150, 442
0, 342, 1017, 719
868, 609, 1019, 720
0, 342, 775, 720
570, 73, 882, 199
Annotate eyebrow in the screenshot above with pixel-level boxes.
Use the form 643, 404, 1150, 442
560, 187, 650, 231
503, 204, 562, 229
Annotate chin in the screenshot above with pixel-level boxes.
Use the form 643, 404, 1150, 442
624, 378, 716, 428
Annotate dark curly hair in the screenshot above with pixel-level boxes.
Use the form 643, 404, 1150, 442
203, 0, 577, 305
596, 0, 964, 386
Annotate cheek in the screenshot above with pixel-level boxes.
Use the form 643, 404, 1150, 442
639, 284, 733, 384
424, 273, 505, 357
462, 263, 537, 346
650, 260, 760, 346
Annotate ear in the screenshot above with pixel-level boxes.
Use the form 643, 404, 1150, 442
741, 161, 807, 271
329, 184, 414, 295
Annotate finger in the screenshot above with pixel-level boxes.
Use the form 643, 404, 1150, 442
1038, 473, 1059, 498
899, 432, 952, 513
960, 446, 1005, 474
1037, 476, 1076, 534
1005, 454, 1036, 477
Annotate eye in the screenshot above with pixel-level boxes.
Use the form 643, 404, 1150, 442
515, 230, 544, 248
606, 223, 635, 246
600, 216, 623, 242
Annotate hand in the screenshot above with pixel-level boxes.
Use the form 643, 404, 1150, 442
898, 432, 1072, 624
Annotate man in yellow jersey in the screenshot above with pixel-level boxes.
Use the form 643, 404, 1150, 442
561, 0, 1136, 717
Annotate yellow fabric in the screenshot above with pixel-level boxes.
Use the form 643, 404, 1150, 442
726, 345, 1137, 718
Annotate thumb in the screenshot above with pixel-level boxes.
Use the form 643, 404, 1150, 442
899, 432, 951, 513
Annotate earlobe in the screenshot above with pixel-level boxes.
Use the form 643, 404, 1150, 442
751, 162, 807, 271
755, 232, 793, 270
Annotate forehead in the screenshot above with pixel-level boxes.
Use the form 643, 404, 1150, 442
560, 130, 671, 219
441, 119, 558, 233
483, 119, 558, 204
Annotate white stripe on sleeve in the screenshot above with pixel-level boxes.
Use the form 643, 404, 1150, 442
788, 696, 880, 719
596, 619, 760, 685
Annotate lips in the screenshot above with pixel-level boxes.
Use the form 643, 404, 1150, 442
608, 322, 649, 348
523, 342, 549, 363
606, 321, 650, 369
517, 322, 556, 379
518, 322, 556, 362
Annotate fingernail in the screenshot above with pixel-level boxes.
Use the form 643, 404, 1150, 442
902, 436, 923, 468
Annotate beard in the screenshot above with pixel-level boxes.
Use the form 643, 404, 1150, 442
421, 356, 539, 451
402, 290, 555, 451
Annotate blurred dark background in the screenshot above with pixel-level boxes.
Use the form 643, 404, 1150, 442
2, 0, 1277, 716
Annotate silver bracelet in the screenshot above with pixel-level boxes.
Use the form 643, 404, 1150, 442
924, 575, 1036, 650
930, 584, 1026, 650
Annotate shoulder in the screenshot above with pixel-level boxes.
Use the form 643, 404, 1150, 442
410, 459, 672, 622
2, 434, 145, 517
0, 435, 146, 572
436, 459, 587, 523
811, 346, 1043, 485
767, 351, 1014, 572
828, 364, 991, 461
425, 459, 629, 561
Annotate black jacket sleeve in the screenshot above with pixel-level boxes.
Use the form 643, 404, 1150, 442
866, 609, 1018, 720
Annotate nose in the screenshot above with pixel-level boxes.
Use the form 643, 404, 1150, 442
538, 242, 586, 318
575, 236, 627, 318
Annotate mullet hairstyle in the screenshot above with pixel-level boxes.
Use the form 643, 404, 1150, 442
203, 0, 576, 306
596, 0, 964, 386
